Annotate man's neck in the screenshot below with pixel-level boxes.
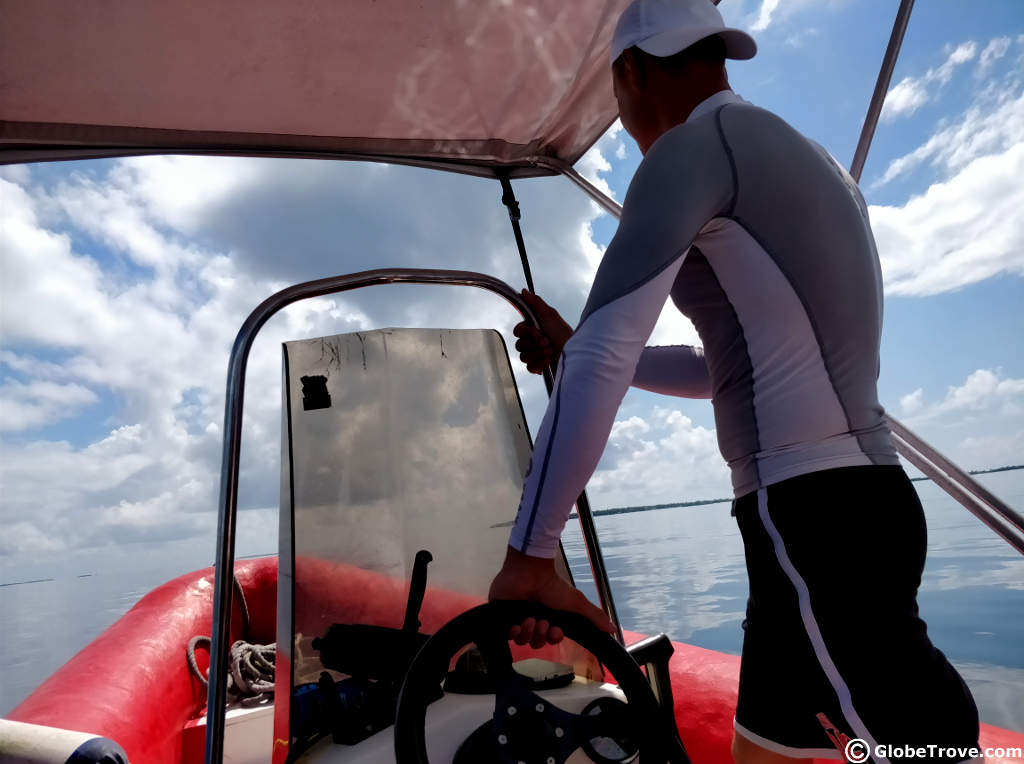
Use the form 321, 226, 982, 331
687, 85, 734, 121
657, 82, 732, 134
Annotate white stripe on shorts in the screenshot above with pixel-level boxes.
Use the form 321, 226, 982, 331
734, 718, 844, 759
756, 487, 891, 764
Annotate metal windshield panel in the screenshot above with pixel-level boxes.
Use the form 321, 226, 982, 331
0, 0, 628, 172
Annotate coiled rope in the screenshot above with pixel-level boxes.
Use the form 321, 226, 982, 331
188, 636, 276, 703
187, 573, 275, 707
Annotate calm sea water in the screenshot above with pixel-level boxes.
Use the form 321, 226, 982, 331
2, 471, 1022, 732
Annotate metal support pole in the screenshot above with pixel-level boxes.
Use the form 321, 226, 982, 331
849, 0, 916, 183
556, 163, 625, 219
495, 172, 624, 643
498, 172, 536, 294
893, 436, 1024, 555
889, 420, 1024, 553
207, 268, 559, 764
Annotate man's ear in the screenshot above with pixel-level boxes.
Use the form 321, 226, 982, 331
620, 47, 647, 90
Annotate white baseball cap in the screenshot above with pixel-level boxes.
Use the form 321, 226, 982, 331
610, 0, 757, 65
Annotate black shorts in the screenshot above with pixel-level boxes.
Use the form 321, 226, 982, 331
733, 466, 980, 762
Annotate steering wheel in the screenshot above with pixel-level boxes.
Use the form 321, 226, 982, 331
394, 601, 690, 764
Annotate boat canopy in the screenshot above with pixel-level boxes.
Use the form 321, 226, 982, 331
0, 0, 629, 177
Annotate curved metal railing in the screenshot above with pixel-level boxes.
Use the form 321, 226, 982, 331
204, 268, 624, 764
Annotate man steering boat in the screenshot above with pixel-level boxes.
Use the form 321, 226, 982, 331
489, 1, 980, 761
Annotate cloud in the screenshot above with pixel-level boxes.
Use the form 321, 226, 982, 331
648, 302, 702, 348
0, 522, 66, 556
937, 370, 1024, 415
882, 78, 930, 123
900, 388, 925, 415
743, 0, 843, 34
0, 165, 374, 563
869, 54, 1024, 297
577, 120, 625, 200
869, 142, 1024, 296
874, 86, 1024, 188
881, 41, 978, 122
976, 37, 1012, 76
0, 164, 31, 185
892, 367, 1024, 486
784, 28, 819, 48
895, 369, 1024, 470
749, 0, 781, 33
0, 178, 113, 350
897, 366, 1024, 421
954, 431, 1024, 472
589, 406, 731, 508
0, 379, 99, 432
937, 41, 980, 80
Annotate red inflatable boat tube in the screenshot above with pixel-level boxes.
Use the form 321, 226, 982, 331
7, 557, 1022, 764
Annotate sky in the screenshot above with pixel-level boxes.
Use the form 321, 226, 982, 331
1, 0, 1023, 581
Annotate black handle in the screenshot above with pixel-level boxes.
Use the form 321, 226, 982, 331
402, 550, 433, 633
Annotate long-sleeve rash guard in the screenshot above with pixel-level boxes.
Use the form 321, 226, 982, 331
633, 345, 712, 398
508, 91, 898, 557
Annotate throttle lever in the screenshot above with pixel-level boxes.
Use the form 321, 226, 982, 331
403, 550, 433, 633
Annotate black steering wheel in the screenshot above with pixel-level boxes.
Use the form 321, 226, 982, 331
394, 600, 690, 764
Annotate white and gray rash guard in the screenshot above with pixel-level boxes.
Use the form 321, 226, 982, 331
508, 91, 899, 558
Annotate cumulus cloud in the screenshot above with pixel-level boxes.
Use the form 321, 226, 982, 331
869, 49, 1024, 296
588, 406, 731, 508
938, 370, 1024, 415
894, 370, 1024, 471
882, 78, 930, 123
0, 380, 98, 432
897, 368, 1024, 421
881, 41, 978, 122
577, 120, 625, 200
869, 142, 1024, 296
900, 388, 925, 415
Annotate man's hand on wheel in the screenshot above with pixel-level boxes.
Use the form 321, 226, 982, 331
513, 290, 573, 374
488, 545, 616, 648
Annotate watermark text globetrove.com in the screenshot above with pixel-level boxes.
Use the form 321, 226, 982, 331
843, 738, 1023, 762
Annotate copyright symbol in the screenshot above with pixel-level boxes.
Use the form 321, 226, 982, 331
845, 738, 870, 763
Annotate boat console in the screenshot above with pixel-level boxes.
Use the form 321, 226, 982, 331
273, 328, 686, 762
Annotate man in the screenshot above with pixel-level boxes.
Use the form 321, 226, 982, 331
488, 0, 980, 761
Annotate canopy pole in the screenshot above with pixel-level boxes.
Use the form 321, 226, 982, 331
849, 0, 916, 182
495, 172, 624, 644
498, 173, 536, 294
